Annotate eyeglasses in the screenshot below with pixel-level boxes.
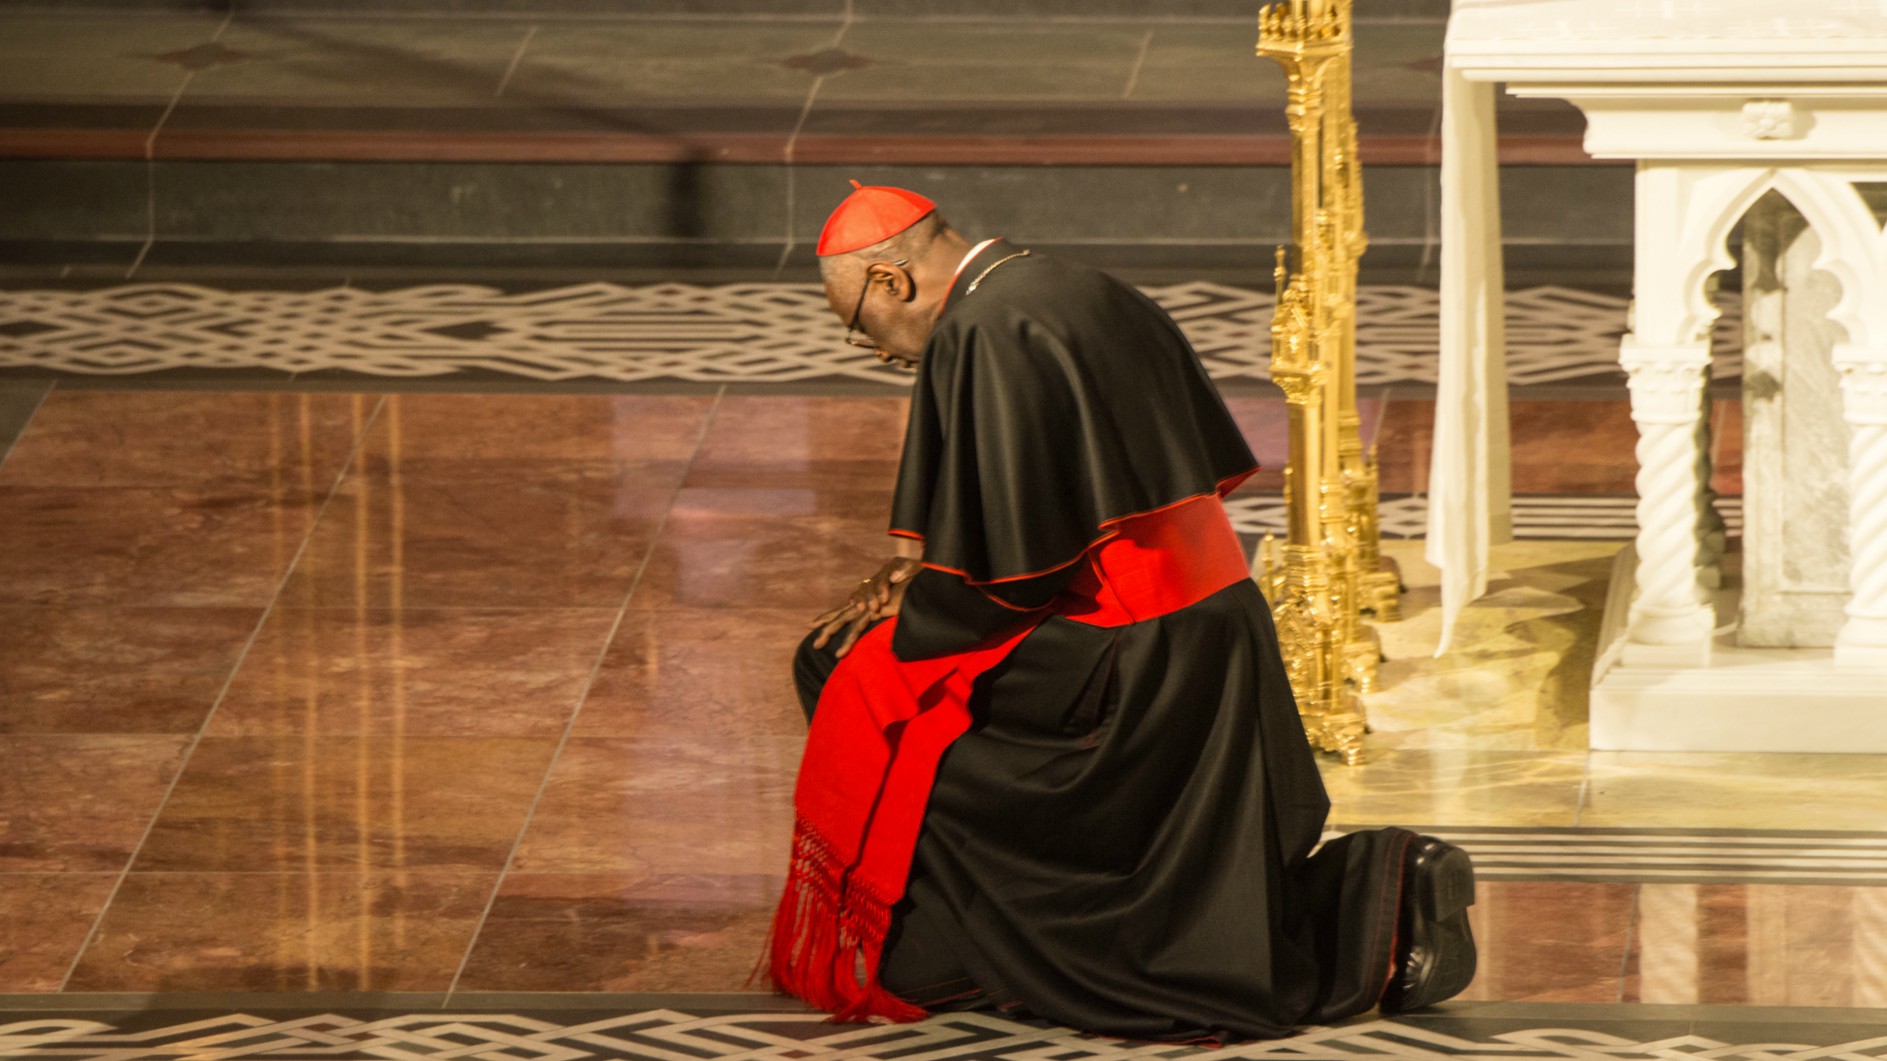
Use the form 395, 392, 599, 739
843, 259, 908, 350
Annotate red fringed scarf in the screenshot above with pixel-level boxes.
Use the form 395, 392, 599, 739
766, 617, 1039, 1022
768, 492, 1252, 1023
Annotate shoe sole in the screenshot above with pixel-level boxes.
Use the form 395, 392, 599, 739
1423, 845, 1476, 921
1381, 840, 1479, 1015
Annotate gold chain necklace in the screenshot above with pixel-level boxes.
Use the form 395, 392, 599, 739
965, 249, 1032, 295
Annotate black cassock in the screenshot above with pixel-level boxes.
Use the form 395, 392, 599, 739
793, 241, 1411, 1042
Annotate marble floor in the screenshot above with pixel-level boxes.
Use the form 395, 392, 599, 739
1, 383, 1884, 1052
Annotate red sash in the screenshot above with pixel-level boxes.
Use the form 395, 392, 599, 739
767, 493, 1252, 1022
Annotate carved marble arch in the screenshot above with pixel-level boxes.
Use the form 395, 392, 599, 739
1647, 166, 1887, 357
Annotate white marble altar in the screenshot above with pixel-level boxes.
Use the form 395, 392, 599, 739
1435, 0, 1887, 753
1740, 193, 1853, 648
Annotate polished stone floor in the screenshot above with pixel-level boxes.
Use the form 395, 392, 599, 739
1, 383, 1883, 1050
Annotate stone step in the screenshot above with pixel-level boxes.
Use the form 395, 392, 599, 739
1, 157, 1634, 288
0, 2, 1629, 285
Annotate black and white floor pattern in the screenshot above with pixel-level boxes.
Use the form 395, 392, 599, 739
0, 282, 1745, 386
2, 1004, 1884, 1060
1224, 495, 1741, 542
1332, 826, 1887, 887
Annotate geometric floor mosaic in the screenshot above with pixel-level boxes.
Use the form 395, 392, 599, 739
1337, 826, 1887, 886
0, 282, 1746, 385
1224, 493, 1742, 541
3, 1008, 1885, 1060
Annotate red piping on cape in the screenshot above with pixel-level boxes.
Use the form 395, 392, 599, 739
971, 585, 1043, 613
887, 465, 1258, 586
1378, 831, 1414, 1005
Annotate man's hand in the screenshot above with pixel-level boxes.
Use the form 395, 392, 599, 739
811, 556, 922, 657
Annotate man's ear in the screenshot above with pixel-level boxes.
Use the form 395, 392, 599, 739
869, 261, 917, 303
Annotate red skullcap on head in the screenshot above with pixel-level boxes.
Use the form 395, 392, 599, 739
815, 180, 937, 257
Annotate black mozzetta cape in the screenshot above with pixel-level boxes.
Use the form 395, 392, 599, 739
867, 243, 1405, 1040
888, 243, 1260, 660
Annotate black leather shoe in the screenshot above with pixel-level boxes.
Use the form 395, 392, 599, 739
1379, 836, 1477, 1014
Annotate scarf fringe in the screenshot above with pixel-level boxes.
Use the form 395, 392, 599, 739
768, 818, 928, 1024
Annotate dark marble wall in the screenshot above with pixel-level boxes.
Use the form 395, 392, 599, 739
0, 157, 1632, 285
0, 0, 1628, 286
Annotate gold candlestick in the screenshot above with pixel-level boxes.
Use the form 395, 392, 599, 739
1254, 0, 1399, 766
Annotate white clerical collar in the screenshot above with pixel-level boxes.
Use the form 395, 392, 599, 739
956, 238, 1000, 277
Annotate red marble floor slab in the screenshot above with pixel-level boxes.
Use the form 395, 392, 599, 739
1625, 882, 1731, 1007
0, 872, 119, 991
1374, 398, 1644, 496
1624, 883, 1887, 1008
629, 487, 898, 612
208, 606, 618, 738
1711, 397, 1743, 496
1222, 395, 1383, 494
0, 485, 325, 607
354, 394, 717, 468
1372, 398, 1433, 496
131, 736, 558, 873
64, 871, 498, 992
274, 393, 714, 609
1222, 396, 1289, 493
1504, 399, 1642, 495
277, 461, 686, 609
572, 607, 813, 740
455, 871, 779, 993
459, 878, 1661, 1002
0, 605, 260, 734
508, 736, 798, 876
1455, 880, 1637, 1004
0, 391, 370, 491
0, 734, 190, 872
684, 395, 907, 491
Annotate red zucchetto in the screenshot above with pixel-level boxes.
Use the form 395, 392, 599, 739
815, 180, 937, 257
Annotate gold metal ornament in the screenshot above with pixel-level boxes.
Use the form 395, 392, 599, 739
1253, 0, 1401, 766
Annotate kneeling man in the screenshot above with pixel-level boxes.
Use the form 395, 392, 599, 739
769, 183, 1476, 1042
